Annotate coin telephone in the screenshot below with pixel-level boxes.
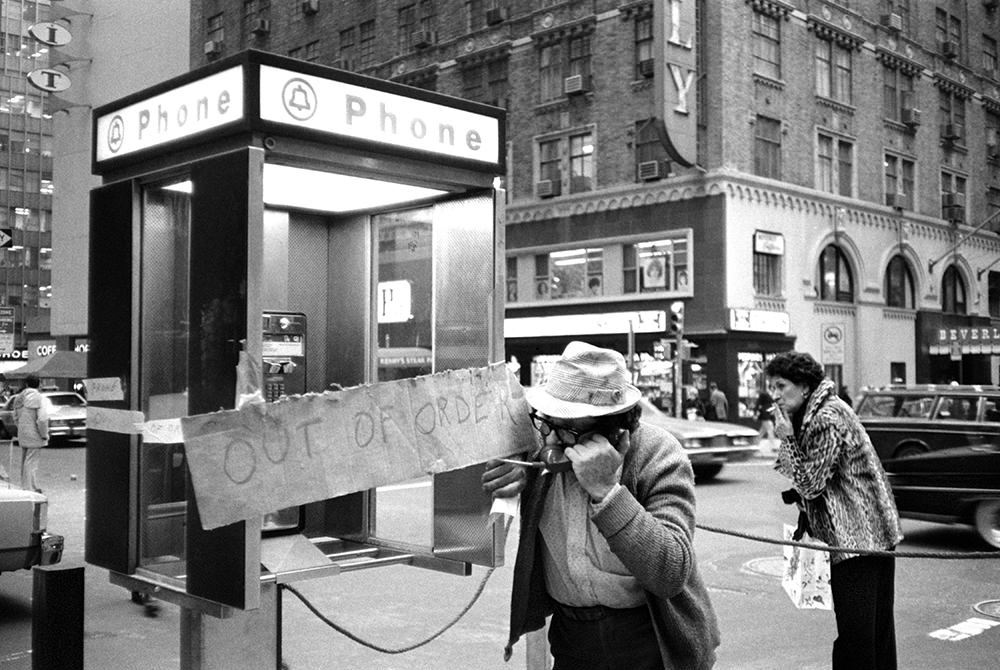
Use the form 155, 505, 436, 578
262, 311, 306, 401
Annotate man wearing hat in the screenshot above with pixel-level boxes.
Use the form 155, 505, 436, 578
483, 341, 720, 669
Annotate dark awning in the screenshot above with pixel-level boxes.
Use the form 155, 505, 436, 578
4, 351, 87, 379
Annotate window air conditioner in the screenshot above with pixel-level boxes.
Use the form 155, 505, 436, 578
638, 160, 662, 181
939, 40, 959, 58
638, 59, 655, 78
885, 192, 904, 208
942, 192, 967, 208
413, 30, 436, 49
536, 179, 561, 198
941, 123, 962, 141
302, 0, 319, 15
880, 13, 903, 32
485, 7, 506, 25
900, 107, 921, 128
252, 19, 270, 36
204, 40, 222, 56
564, 74, 590, 95
945, 205, 965, 222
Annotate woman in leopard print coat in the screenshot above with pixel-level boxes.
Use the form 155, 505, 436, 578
766, 351, 903, 670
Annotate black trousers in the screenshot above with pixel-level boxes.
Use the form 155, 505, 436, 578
547, 602, 662, 670
830, 554, 897, 670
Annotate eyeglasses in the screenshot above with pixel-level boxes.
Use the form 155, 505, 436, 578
529, 410, 583, 445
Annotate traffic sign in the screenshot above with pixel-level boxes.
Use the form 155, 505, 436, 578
0, 229, 11, 248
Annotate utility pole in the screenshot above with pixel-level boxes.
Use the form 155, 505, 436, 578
669, 301, 685, 418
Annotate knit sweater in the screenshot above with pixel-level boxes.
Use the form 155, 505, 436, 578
775, 379, 903, 563
504, 422, 720, 670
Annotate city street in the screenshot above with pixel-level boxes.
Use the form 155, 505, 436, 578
1, 443, 999, 669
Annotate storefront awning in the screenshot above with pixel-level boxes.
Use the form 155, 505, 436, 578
4, 351, 87, 379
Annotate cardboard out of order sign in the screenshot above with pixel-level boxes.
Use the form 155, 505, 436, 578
181, 362, 534, 530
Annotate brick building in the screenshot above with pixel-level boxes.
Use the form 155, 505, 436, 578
189, 0, 1000, 419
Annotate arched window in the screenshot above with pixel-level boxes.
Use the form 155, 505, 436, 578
884, 255, 915, 308
941, 265, 966, 314
817, 244, 853, 302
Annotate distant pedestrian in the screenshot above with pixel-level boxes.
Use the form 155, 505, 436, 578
756, 390, 775, 440
767, 351, 902, 670
13, 374, 48, 492
707, 381, 728, 421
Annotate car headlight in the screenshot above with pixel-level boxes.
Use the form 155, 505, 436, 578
682, 438, 704, 449
33, 500, 48, 532
729, 436, 758, 447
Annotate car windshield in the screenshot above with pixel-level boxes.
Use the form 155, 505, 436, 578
46, 394, 85, 408
856, 394, 936, 418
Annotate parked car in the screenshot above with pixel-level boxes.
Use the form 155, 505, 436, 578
638, 398, 760, 479
0, 391, 87, 443
854, 384, 1000, 460
0, 486, 64, 574
883, 444, 1000, 548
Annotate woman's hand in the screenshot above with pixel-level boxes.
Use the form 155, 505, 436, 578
773, 406, 794, 440
481, 459, 527, 498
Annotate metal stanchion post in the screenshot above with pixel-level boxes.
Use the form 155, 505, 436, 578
32, 564, 84, 670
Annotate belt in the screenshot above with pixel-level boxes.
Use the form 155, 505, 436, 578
551, 600, 646, 622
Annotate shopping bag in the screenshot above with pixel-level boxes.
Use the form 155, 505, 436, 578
781, 523, 833, 610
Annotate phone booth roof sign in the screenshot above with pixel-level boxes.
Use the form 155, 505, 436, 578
92, 50, 505, 174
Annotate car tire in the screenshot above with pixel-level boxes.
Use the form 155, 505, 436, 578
894, 444, 927, 459
693, 464, 723, 480
974, 499, 1000, 549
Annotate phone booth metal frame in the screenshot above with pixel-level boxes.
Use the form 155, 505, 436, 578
85, 50, 507, 639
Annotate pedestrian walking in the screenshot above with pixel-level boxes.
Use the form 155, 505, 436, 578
13, 374, 48, 492
766, 351, 902, 670
756, 389, 775, 440
482, 341, 720, 669
706, 381, 728, 421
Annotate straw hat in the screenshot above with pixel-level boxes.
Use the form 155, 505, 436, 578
525, 341, 642, 419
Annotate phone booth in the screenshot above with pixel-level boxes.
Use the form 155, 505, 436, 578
85, 50, 506, 667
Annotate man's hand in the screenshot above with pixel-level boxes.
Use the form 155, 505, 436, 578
564, 431, 628, 502
481, 459, 527, 498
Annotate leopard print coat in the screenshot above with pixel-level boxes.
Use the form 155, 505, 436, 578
775, 379, 903, 563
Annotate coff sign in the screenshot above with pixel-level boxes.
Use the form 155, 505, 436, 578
95, 67, 244, 163
259, 65, 500, 165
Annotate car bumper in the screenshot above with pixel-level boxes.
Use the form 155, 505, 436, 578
39, 532, 64, 565
0, 532, 63, 572
48, 424, 86, 438
685, 446, 760, 464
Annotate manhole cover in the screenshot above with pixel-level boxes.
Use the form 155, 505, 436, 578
974, 600, 1000, 619
741, 556, 784, 578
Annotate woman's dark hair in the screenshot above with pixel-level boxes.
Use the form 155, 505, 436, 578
765, 351, 825, 391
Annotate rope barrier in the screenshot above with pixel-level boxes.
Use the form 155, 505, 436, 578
696, 523, 1000, 559
282, 564, 498, 654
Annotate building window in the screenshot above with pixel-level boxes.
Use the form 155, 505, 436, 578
817, 244, 853, 302
935, 7, 962, 56
303, 40, 319, 62
889, 361, 906, 384
817, 133, 853, 196
752, 10, 781, 80
882, 66, 914, 122
753, 248, 782, 297
359, 21, 376, 69
635, 119, 669, 179
987, 110, 1000, 159
398, 4, 417, 53
506, 256, 517, 303
989, 187, 1000, 233
884, 153, 914, 209
464, 60, 509, 107
207, 12, 224, 44
538, 138, 561, 186
989, 271, 1000, 318
568, 132, 593, 194
531, 248, 603, 300
938, 89, 966, 143
941, 265, 966, 314
754, 115, 782, 179
884, 255, 914, 308
635, 13, 654, 78
539, 43, 563, 103
882, 1, 911, 32
815, 39, 852, 103
623, 235, 690, 294
337, 28, 356, 70
567, 34, 592, 82
940, 171, 967, 222
985, 34, 999, 76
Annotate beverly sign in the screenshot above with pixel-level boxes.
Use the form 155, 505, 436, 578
95, 63, 500, 166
